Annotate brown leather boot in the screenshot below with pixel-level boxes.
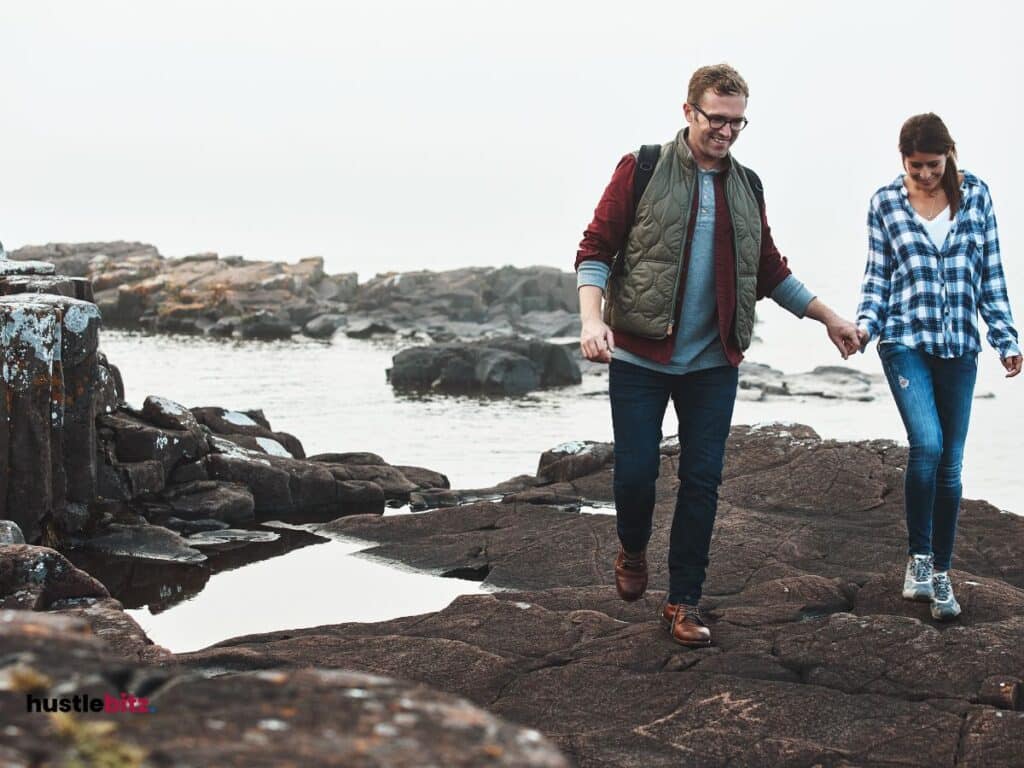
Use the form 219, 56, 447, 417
662, 601, 711, 647
613, 547, 648, 602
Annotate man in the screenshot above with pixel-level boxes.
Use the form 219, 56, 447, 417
575, 64, 859, 647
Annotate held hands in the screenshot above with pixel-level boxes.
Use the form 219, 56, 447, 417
804, 299, 860, 361
1002, 354, 1023, 378
824, 316, 861, 360
580, 318, 615, 363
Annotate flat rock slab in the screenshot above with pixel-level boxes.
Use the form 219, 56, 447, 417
175, 424, 1024, 767
72, 523, 207, 566
177, 586, 1024, 767
738, 362, 886, 402
0, 610, 566, 767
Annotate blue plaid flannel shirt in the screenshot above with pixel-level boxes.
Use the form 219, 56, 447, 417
856, 171, 1020, 359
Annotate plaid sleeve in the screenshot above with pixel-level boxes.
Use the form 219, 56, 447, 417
856, 199, 892, 342
977, 188, 1021, 357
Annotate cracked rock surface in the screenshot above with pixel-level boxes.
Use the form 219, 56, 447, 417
173, 424, 1024, 767
3, 423, 1023, 766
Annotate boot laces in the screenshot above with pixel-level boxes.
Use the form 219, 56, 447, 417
677, 604, 705, 627
622, 551, 645, 570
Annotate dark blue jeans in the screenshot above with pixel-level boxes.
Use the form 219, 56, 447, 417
609, 358, 738, 605
878, 343, 977, 571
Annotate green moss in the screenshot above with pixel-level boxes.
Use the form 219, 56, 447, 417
50, 712, 148, 768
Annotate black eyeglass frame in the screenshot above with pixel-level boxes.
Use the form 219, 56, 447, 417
689, 103, 749, 133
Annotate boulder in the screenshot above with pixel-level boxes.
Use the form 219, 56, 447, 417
238, 310, 293, 340
0, 293, 102, 542
190, 406, 304, 458
301, 312, 347, 339
388, 337, 581, 396
0, 543, 109, 610
159, 480, 255, 525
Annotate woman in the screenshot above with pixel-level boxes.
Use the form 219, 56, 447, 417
856, 112, 1021, 620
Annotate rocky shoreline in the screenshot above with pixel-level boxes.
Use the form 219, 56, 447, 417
3, 246, 1022, 766
4, 422, 1024, 766
7, 240, 898, 403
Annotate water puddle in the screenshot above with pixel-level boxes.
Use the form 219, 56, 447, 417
67, 498, 613, 654
69, 522, 487, 654
579, 503, 615, 516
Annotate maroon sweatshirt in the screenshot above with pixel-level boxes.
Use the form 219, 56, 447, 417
575, 153, 793, 365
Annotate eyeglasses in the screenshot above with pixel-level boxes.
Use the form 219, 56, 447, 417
689, 103, 749, 133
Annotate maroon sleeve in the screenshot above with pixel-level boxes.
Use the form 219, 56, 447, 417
755, 201, 793, 299
574, 153, 637, 271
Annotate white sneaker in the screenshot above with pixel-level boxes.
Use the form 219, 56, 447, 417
931, 572, 961, 621
902, 554, 934, 601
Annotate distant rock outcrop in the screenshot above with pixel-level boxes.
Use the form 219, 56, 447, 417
8, 242, 582, 342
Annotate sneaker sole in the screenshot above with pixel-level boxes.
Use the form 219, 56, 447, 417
931, 605, 962, 621
902, 587, 934, 602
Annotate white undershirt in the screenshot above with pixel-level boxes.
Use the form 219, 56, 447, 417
915, 207, 953, 252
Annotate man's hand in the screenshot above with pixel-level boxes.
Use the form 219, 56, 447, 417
1002, 354, 1022, 378
578, 284, 615, 363
581, 318, 615, 363
803, 298, 859, 360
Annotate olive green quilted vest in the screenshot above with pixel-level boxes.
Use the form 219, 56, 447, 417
604, 129, 762, 349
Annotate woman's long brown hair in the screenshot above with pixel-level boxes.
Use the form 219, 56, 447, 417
899, 113, 961, 219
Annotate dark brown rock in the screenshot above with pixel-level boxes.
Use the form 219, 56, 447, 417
394, 464, 451, 490
536, 440, 614, 483
0, 543, 109, 610
140, 395, 202, 432
308, 451, 386, 465
99, 411, 206, 477
159, 480, 255, 525
0, 609, 566, 767
180, 425, 1024, 767
388, 337, 581, 396
0, 294, 104, 542
73, 523, 207, 566
191, 406, 304, 458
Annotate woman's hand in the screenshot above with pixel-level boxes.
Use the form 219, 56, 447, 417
1001, 354, 1022, 378
856, 327, 870, 353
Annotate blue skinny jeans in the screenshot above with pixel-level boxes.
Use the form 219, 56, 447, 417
878, 343, 977, 571
609, 359, 738, 605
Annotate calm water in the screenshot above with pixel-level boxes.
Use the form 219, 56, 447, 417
101, 319, 1024, 511
101, 318, 1022, 652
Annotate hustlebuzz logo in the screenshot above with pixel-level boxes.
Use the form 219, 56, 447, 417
26, 693, 157, 714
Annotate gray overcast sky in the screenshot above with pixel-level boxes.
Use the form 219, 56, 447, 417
3, 0, 1020, 307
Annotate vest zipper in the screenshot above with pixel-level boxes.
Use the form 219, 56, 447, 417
665, 178, 698, 337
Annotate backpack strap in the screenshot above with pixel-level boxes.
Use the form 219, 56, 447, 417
740, 165, 765, 211
633, 144, 662, 211
611, 144, 662, 277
